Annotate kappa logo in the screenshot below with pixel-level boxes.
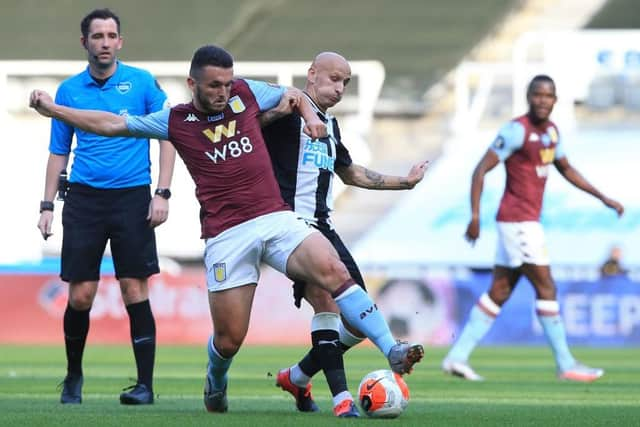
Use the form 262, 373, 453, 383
529, 133, 540, 142
213, 263, 226, 282
359, 303, 378, 320
184, 113, 200, 122
228, 95, 245, 113
116, 81, 132, 94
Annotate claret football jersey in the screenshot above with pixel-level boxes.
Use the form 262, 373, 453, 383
127, 78, 290, 238
490, 114, 566, 222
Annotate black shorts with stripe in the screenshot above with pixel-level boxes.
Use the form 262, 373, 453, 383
293, 221, 366, 308
60, 183, 159, 282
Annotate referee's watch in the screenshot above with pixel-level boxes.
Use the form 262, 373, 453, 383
39, 200, 54, 213
154, 188, 171, 200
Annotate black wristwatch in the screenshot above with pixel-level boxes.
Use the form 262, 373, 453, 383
40, 200, 54, 213
154, 188, 171, 200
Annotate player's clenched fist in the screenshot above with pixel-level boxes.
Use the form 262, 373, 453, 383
303, 118, 327, 140
29, 90, 55, 117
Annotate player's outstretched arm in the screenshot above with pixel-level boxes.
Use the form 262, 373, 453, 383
30, 89, 131, 137
335, 160, 429, 190
554, 157, 624, 216
466, 149, 500, 244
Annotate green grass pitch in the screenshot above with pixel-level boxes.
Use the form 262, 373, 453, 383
1, 345, 638, 426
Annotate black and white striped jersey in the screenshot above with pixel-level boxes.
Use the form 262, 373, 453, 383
263, 95, 353, 227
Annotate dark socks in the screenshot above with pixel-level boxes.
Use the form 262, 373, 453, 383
299, 341, 354, 378
126, 300, 156, 390
309, 329, 348, 397
64, 304, 90, 376
298, 351, 320, 378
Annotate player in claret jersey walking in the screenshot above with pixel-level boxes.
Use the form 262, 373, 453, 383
442, 75, 624, 382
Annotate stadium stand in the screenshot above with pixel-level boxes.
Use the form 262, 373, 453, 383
1, 0, 637, 267
0, 0, 519, 263
1, 0, 639, 354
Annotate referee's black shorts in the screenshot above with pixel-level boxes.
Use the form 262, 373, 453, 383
60, 183, 159, 282
293, 221, 366, 308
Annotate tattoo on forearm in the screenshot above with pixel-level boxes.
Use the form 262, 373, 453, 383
365, 169, 385, 188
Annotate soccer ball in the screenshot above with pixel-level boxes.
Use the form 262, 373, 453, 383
358, 369, 409, 418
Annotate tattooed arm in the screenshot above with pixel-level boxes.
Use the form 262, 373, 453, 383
335, 160, 429, 190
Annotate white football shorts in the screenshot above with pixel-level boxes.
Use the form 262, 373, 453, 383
495, 221, 550, 267
204, 211, 315, 292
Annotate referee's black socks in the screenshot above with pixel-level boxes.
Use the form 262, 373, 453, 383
126, 300, 156, 391
63, 304, 91, 376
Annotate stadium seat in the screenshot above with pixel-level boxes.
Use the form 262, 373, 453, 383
622, 73, 640, 110
586, 75, 617, 110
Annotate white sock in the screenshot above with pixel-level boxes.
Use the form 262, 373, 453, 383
332, 390, 353, 407
289, 364, 310, 387
338, 317, 365, 348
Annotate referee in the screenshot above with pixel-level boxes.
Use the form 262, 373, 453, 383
37, 8, 175, 405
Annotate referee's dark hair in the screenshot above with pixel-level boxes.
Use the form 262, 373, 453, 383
190, 45, 234, 78
81, 8, 121, 39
